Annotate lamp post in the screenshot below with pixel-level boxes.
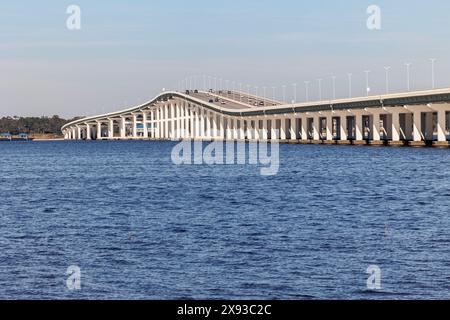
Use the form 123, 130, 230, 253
263, 86, 267, 106
317, 79, 323, 101
347, 73, 352, 98
430, 58, 436, 89
239, 83, 243, 102
364, 70, 371, 96
331, 76, 336, 100
384, 67, 391, 94
304, 81, 310, 102
292, 83, 297, 103
405, 63, 411, 92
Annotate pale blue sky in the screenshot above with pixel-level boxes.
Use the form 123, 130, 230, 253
1, 0, 450, 117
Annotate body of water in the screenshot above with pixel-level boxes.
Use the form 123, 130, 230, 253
0, 141, 449, 299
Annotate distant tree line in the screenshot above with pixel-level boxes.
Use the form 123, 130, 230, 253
0, 115, 81, 135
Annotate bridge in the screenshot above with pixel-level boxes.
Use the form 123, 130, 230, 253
61, 88, 450, 147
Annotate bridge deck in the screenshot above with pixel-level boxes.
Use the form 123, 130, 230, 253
189, 91, 282, 110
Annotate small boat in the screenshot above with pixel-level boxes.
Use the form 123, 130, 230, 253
12, 133, 32, 141
0, 133, 12, 141
0, 133, 33, 141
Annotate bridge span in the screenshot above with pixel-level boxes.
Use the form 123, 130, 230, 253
62, 88, 450, 147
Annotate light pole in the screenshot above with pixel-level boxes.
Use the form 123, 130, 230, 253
239, 83, 243, 102
347, 74, 352, 98
317, 79, 323, 101
405, 63, 411, 91
331, 76, 336, 100
384, 67, 391, 94
232, 81, 236, 100
282, 85, 286, 103
304, 81, 310, 102
430, 58, 436, 89
263, 86, 266, 106
271, 87, 276, 103
292, 83, 297, 103
364, 71, 371, 96
247, 85, 251, 104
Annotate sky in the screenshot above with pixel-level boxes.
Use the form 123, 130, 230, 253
1, 0, 450, 117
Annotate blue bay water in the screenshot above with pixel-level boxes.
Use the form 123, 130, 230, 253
0, 141, 449, 299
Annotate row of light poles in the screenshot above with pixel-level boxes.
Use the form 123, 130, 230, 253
179, 59, 438, 104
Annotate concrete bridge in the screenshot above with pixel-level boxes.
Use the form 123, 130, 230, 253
62, 88, 450, 147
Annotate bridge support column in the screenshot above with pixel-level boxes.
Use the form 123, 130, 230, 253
312, 115, 320, 141
206, 111, 211, 140
280, 119, 287, 141
326, 115, 333, 141
180, 104, 185, 139
262, 119, 268, 140
339, 114, 348, 142
355, 113, 364, 142
246, 120, 253, 140
239, 119, 245, 140
405, 113, 413, 140
270, 119, 277, 140
219, 115, 224, 140
85, 124, 91, 140
197, 107, 201, 139
164, 105, 169, 139
212, 113, 218, 139
225, 117, 231, 140
254, 119, 260, 140
234, 119, 239, 140
413, 111, 422, 142
300, 117, 307, 141
120, 117, 126, 139
108, 119, 114, 139
182, 104, 187, 139
391, 111, 400, 142
289, 117, 297, 141
161, 105, 166, 139
371, 112, 381, 142
97, 122, 102, 140
161, 107, 165, 139
156, 108, 160, 139
168, 105, 172, 139
437, 109, 447, 142
132, 114, 137, 139
176, 104, 181, 139
191, 106, 200, 139
172, 105, 176, 140
77, 126, 82, 140
142, 112, 148, 139
425, 112, 434, 141
160, 106, 164, 139
200, 108, 205, 139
